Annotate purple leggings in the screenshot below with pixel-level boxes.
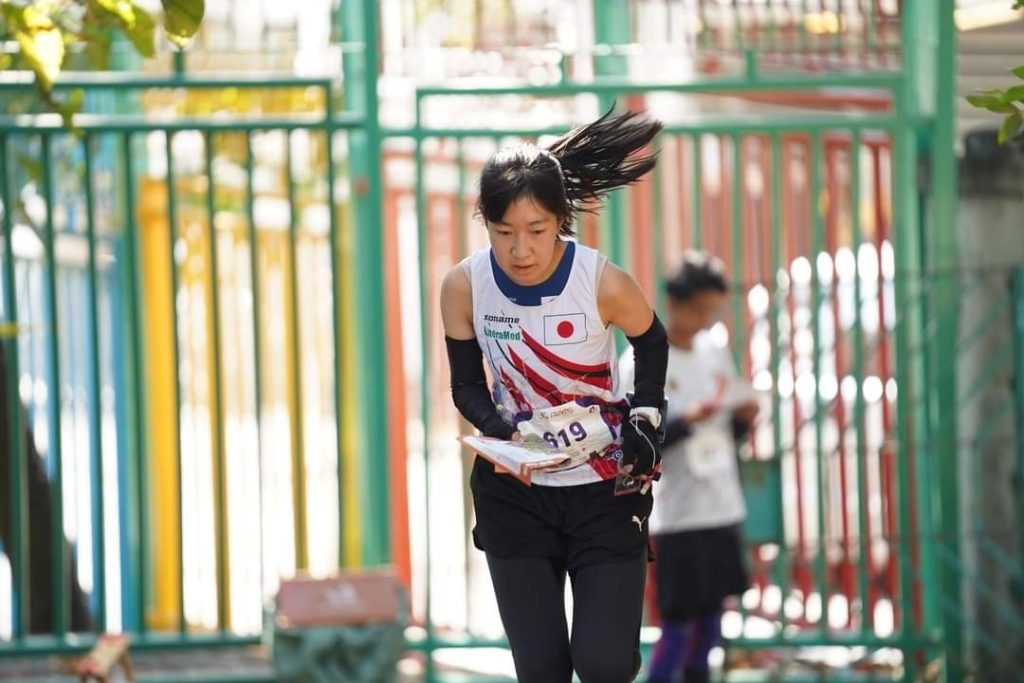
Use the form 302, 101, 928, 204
646, 613, 720, 683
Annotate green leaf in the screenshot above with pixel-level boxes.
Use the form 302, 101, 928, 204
1003, 85, 1024, 104
3, 4, 65, 92
1013, 64, 1024, 80
966, 92, 1017, 114
15, 27, 64, 92
162, 0, 204, 48
998, 111, 1023, 144
94, 0, 156, 58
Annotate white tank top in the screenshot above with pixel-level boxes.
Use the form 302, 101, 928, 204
465, 241, 628, 486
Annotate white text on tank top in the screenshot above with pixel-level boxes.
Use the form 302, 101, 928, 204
468, 243, 627, 486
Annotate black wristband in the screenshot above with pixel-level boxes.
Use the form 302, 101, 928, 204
626, 313, 669, 409
445, 336, 515, 440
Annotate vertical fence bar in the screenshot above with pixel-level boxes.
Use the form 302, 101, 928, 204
898, 4, 924, 670
454, 136, 473, 628
691, 135, 703, 250
344, 0, 389, 565
243, 132, 267, 616
1, 135, 28, 639
323, 108, 347, 572
414, 103, 436, 680
809, 133, 829, 634
121, 132, 147, 633
870, 143, 898, 621
651, 142, 665, 314
283, 133, 308, 572
203, 131, 229, 630
866, 0, 877, 61
164, 132, 187, 633
40, 133, 69, 636
931, 0, 961, 674
827, 141, 854, 627
698, 0, 710, 49
734, 0, 746, 53
893, 115, 923, 683
83, 135, 107, 632
729, 133, 751, 627
849, 130, 872, 635
593, 1, 630, 268
717, 136, 730, 266
730, 134, 745, 369
768, 132, 789, 634
456, 139, 468, 260
785, 137, 810, 616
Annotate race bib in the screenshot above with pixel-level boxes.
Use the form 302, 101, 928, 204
684, 427, 734, 478
515, 401, 617, 467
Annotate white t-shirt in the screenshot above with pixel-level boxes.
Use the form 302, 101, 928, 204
619, 331, 749, 534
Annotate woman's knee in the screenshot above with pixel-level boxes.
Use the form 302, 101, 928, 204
571, 644, 641, 683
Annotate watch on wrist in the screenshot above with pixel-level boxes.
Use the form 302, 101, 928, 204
629, 406, 662, 430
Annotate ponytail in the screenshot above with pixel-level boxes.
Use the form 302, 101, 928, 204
546, 106, 662, 215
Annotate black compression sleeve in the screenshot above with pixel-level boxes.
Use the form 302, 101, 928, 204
625, 314, 669, 409
445, 336, 515, 440
662, 419, 692, 449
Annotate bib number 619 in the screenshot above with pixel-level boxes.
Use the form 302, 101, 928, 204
543, 421, 588, 449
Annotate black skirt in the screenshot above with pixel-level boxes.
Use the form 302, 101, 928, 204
652, 524, 750, 621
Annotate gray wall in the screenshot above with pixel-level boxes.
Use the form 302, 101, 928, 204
956, 129, 1024, 681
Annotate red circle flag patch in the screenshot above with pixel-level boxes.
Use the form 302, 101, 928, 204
544, 313, 587, 345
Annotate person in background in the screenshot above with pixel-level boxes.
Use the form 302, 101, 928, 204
619, 251, 759, 683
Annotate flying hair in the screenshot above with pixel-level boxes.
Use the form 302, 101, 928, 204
545, 105, 663, 215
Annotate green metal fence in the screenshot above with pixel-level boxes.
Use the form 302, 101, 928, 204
3, 1, 1018, 682
0, 0, 389, 664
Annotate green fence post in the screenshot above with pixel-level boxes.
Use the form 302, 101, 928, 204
896, 1, 928, 672
283, 132, 308, 573
342, 0, 390, 567
849, 131, 872, 636
243, 131, 267, 630
1, 134, 28, 640
164, 132, 187, 634
40, 133, 69, 637
768, 132, 789, 636
592, 0, 631, 267
83, 135, 107, 632
203, 132, 230, 631
809, 133, 829, 639
121, 131, 148, 634
930, 1, 961, 678
413, 94, 436, 683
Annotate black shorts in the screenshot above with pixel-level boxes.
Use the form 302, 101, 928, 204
470, 457, 654, 571
652, 524, 750, 621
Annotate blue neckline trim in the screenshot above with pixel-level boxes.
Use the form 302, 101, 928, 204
490, 241, 575, 306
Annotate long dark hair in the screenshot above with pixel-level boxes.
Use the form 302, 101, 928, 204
476, 107, 663, 236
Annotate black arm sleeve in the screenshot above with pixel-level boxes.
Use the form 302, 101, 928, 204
625, 314, 669, 409
662, 419, 693, 449
445, 336, 515, 440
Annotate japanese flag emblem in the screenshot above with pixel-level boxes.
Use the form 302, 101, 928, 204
543, 313, 587, 345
